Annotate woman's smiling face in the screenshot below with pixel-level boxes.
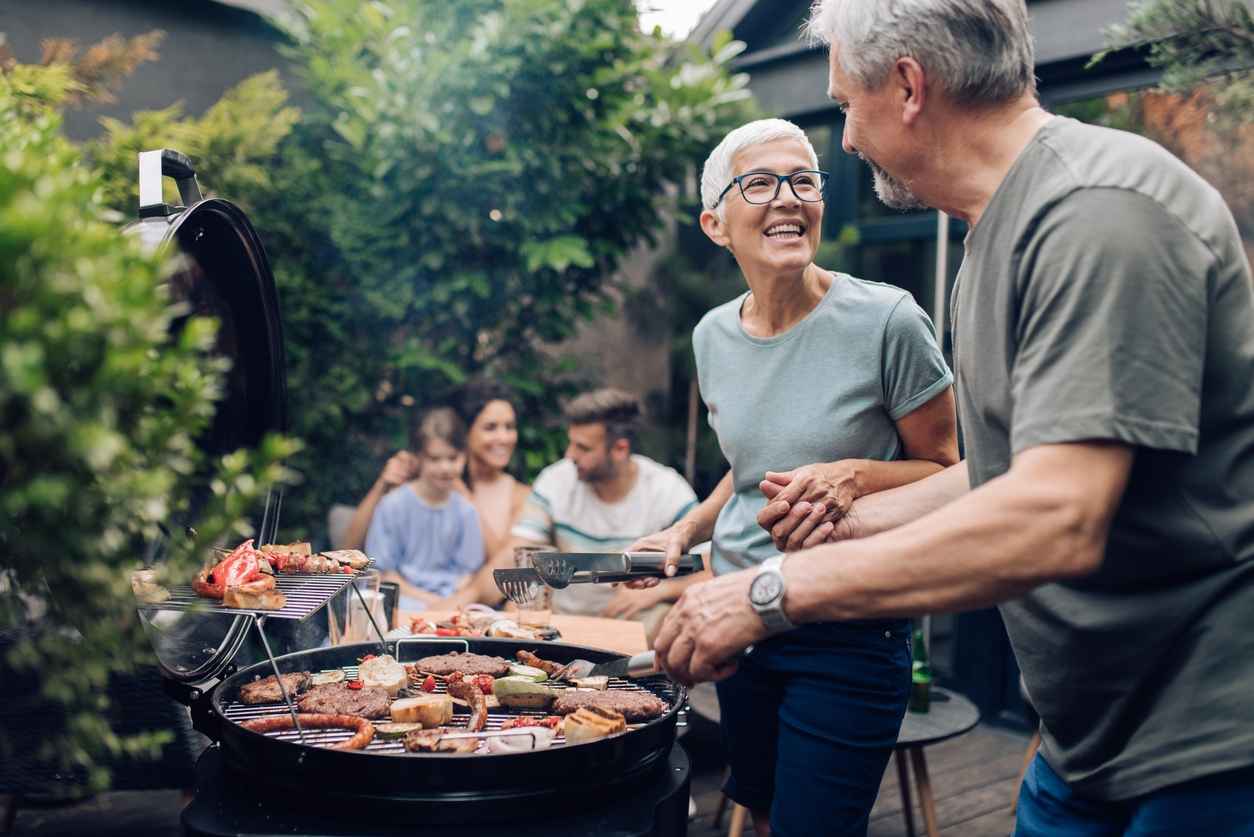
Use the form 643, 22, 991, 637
703, 138, 824, 274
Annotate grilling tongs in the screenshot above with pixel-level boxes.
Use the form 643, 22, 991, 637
493, 551, 703, 607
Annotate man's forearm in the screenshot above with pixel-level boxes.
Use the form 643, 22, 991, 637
786, 446, 1131, 621
341, 480, 388, 550
843, 460, 970, 539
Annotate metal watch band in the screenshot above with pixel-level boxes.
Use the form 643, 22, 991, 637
751, 556, 795, 633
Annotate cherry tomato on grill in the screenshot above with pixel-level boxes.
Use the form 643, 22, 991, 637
435, 627, 459, 637
359, 654, 376, 663
421, 675, 436, 693
447, 672, 464, 684
346, 679, 363, 690
474, 674, 494, 695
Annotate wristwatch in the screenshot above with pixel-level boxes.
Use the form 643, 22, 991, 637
749, 555, 795, 633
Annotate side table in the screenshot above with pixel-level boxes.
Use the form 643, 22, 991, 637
894, 687, 980, 837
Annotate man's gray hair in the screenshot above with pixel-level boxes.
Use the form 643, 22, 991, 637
806, 0, 1036, 105
701, 118, 820, 216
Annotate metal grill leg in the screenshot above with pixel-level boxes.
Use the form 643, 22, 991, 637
252, 615, 304, 744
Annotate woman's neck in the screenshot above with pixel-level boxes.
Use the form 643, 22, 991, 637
466, 456, 506, 491
741, 263, 830, 337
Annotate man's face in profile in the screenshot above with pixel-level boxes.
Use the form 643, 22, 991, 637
565, 422, 618, 483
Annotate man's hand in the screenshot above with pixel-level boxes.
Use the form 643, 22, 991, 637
652, 570, 767, 687
757, 462, 860, 550
379, 451, 419, 489
600, 584, 663, 620
622, 523, 693, 588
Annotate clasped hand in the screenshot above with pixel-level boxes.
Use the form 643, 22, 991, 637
755, 462, 859, 551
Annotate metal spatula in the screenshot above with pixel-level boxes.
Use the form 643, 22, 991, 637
492, 567, 545, 606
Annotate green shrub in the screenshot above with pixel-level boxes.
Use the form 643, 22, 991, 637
0, 66, 296, 791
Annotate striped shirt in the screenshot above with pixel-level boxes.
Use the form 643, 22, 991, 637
512, 455, 698, 615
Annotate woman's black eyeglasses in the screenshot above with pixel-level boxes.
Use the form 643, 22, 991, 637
714, 169, 829, 207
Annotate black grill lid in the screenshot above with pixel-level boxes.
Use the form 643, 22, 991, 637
127, 149, 289, 685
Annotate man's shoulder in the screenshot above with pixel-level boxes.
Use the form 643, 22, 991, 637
632, 455, 697, 501
529, 459, 578, 500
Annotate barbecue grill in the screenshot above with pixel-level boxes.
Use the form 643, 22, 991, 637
125, 151, 692, 835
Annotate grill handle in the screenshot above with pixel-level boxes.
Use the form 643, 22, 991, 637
138, 148, 204, 218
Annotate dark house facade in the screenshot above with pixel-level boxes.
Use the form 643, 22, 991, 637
691, 0, 1155, 727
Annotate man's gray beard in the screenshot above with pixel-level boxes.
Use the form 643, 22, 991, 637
863, 155, 926, 211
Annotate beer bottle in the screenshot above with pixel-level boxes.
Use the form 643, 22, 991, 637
909, 627, 931, 713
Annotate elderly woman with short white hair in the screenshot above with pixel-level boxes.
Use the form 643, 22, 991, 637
630, 117, 958, 835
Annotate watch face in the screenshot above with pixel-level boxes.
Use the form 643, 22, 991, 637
751, 572, 783, 606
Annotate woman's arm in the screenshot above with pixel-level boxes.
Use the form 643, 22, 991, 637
628, 470, 734, 581
757, 388, 959, 550
340, 451, 418, 549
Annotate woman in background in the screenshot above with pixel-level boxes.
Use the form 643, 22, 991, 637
457, 380, 531, 560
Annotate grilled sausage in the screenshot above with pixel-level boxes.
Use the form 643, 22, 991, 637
447, 679, 487, 732
240, 713, 375, 751
515, 649, 564, 677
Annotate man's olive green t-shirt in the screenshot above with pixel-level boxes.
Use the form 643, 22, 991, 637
952, 116, 1254, 800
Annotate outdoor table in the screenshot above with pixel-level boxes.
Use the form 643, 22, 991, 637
404, 611, 650, 656
893, 687, 981, 837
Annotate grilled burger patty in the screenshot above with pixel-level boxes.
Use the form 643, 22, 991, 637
239, 672, 312, 704
413, 652, 512, 677
296, 683, 390, 719
552, 689, 668, 722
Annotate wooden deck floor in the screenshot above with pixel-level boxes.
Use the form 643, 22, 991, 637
687, 724, 1030, 837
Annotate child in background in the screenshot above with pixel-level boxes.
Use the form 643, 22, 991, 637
365, 407, 484, 612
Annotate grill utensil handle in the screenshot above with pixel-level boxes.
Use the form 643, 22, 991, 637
623, 552, 703, 577
138, 148, 204, 218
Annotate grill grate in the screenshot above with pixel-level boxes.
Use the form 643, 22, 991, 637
222, 664, 682, 755
142, 564, 373, 622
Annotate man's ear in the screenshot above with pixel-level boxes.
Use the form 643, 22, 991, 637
610, 437, 631, 461
895, 56, 927, 126
700, 208, 732, 249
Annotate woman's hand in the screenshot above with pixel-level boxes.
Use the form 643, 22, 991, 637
756, 461, 862, 551
379, 450, 419, 489
621, 523, 694, 588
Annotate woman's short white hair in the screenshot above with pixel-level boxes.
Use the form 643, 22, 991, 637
700, 118, 820, 215
806, 0, 1036, 105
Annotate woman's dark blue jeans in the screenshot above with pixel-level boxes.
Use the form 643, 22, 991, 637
716, 620, 911, 837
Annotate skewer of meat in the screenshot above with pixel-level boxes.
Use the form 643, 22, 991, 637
515, 649, 564, 677
240, 713, 375, 751
446, 679, 487, 732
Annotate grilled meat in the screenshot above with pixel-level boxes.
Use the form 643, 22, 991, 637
320, 549, 369, 570
414, 652, 511, 677
239, 672, 312, 704
447, 679, 488, 731
552, 689, 667, 722
296, 683, 390, 719
403, 728, 479, 754
241, 713, 375, 751
515, 649, 564, 677
499, 715, 562, 730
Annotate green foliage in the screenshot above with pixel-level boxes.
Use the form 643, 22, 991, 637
1093, 0, 1254, 129
260, 0, 755, 530
0, 67, 296, 791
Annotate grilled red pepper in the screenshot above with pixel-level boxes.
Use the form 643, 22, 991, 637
421, 674, 436, 693
447, 671, 464, 684
435, 627, 459, 637
474, 674, 494, 695
346, 679, 364, 690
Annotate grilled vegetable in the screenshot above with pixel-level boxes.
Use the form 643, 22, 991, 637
507, 664, 549, 682
571, 675, 609, 691
309, 670, 347, 686
492, 676, 556, 710
390, 694, 454, 727
374, 722, 426, 739
487, 727, 555, 753
359, 655, 408, 697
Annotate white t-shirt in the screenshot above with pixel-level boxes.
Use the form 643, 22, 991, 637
512, 455, 698, 615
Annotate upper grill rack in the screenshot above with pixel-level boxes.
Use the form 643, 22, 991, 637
221, 664, 683, 755
141, 565, 373, 621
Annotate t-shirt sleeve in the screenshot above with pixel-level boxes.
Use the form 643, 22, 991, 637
1010, 188, 1209, 455
510, 469, 557, 545
364, 496, 399, 572
881, 295, 953, 420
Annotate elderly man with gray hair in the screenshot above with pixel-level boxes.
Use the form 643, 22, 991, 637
652, 1, 1254, 834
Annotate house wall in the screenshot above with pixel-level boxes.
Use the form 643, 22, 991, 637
0, 0, 295, 141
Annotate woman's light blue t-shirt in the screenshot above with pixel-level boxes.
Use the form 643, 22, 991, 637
693, 273, 952, 576
364, 485, 484, 610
